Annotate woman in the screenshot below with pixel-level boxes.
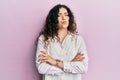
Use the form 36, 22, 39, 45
36, 4, 88, 80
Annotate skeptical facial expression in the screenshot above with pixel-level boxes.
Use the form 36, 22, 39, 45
58, 7, 69, 29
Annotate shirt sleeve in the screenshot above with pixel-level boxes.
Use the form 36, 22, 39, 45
35, 35, 64, 75
63, 36, 88, 74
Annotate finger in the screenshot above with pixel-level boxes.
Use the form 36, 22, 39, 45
80, 55, 85, 59
40, 51, 48, 54
42, 56, 48, 60
77, 53, 84, 58
38, 51, 46, 57
38, 54, 42, 58
72, 54, 81, 60
80, 53, 84, 56
40, 53, 47, 57
77, 53, 84, 56
75, 53, 81, 56
40, 60, 47, 63
38, 58, 43, 62
81, 57, 85, 61
77, 52, 81, 54
38, 56, 47, 62
40, 51, 48, 56
38, 56, 42, 62
79, 57, 85, 61
75, 54, 82, 59
41, 53, 46, 57
76, 55, 85, 60
75, 53, 84, 57
81, 57, 85, 60
38, 54, 46, 58
82, 57, 85, 59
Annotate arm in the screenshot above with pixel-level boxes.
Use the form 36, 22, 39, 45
55, 52, 88, 74
35, 36, 64, 75
63, 54, 88, 74
63, 36, 88, 74
45, 36, 88, 74
36, 35, 88, 74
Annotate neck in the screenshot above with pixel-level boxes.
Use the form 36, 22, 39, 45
57, 29, 68, 42
58, 28, 68, 36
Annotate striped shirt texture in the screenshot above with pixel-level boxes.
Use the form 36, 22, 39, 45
36, 33, 88, 80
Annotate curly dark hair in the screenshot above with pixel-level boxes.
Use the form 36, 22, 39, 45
38, 4, 77, 48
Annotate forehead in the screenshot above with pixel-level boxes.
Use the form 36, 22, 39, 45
59, 7, 68, 13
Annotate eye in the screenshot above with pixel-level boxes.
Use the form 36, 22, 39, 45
65, 14, 69, 16
58, 14, 62, 17
65, 13, 69, 16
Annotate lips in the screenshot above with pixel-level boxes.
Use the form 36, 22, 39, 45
62, 21, 67, 24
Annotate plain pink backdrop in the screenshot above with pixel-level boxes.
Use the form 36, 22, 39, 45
0, 0, 120, 80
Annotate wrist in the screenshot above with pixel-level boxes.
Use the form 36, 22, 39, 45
55, 59, 61, 66
55, 59, 63, 69
50, 59, 57, 66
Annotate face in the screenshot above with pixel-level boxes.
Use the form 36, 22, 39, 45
58, 7, 69, 29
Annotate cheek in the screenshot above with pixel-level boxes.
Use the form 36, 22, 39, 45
67, 18, 69, 24
66, 17, 69, 22
58, 19, 62, 25
58, 17, 62, 22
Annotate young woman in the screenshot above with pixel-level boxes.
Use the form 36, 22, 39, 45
36, 4, 88, 80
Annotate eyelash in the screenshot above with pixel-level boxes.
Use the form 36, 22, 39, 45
58, 14, 69, 17
65, 14, 69, 16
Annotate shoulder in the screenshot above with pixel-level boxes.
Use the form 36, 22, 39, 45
70, 33, 86, 45
72, 33, 84, 41
38, 34, 45, 42
72, 34, 87, 49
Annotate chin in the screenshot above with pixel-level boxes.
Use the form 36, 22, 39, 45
62, 24, 69, 28
59, 24, 69, 29
61, 26, 67, 29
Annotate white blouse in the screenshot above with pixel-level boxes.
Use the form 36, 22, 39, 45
36, 33, 88, 80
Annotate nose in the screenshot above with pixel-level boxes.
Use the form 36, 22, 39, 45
62, 15, 65, 20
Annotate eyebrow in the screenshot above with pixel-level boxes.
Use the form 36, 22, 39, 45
58, 12, 68, 14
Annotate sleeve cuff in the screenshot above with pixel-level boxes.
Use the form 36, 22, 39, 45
63, 62, 72, 72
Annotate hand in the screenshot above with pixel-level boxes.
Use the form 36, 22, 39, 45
37, 51, 56, 65
72, 53, 85, 61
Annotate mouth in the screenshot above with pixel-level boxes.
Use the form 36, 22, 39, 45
62, 21, 67, 24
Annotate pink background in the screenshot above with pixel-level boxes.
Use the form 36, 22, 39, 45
0, 0, 120, 80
